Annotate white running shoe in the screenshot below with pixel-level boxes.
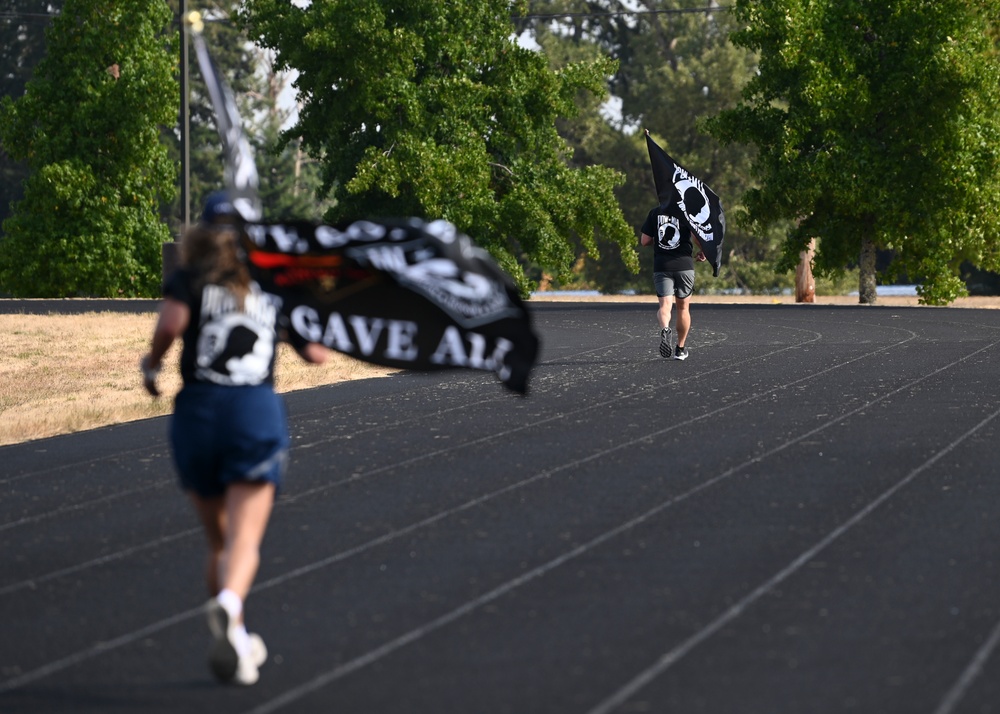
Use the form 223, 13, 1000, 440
233, 648, 261, 686
248, 632, 268, 668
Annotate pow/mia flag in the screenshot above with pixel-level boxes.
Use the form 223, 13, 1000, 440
191, 28, 262, 222
645, 130, 725, 277
241, 218, 540, 394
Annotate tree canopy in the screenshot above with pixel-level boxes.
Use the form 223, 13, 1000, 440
237, 0, 638, 294
7, 1, 997, 299
0, 0, 177, 297
707, 0, 1000, 305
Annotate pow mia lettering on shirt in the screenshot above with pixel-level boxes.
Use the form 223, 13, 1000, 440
642, 202, 695, 274
194, 284, 278, 386
657, 214, 683, 251
165, 268, 282, 387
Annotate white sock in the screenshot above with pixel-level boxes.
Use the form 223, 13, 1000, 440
216, 589, 243, 620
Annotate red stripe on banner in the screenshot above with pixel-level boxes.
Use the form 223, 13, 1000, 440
248, 252, 344, 269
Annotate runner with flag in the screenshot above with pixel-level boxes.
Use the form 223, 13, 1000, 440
147, 13, 540, 687
641, 130, 726, 361
644, 130, 725, 277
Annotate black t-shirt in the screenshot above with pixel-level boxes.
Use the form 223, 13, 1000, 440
642, 202, 694, 273
164, 268, 282, 387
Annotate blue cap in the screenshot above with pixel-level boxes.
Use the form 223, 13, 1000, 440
201, 191, 238, 224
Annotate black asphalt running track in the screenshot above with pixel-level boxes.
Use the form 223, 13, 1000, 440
3, 300, 1000, 714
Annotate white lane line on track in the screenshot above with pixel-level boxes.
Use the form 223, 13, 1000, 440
284, 324, 827, 502
586, 404, 1000, 714
242, 336, 999, 714
291, 317, 733, 450
291, 324, 652, 447
935, 605, 1000, 713
0, 604, 208, 693
0, 528, 200, 597
0, 447, 171, 486
0, 481, 169, 532
290, 310, 919, 459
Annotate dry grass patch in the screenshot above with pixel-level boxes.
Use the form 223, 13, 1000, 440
0, 312, 395, 447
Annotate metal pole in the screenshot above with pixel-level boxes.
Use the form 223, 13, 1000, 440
179, 0, 190, 236
165, 0, 190, 281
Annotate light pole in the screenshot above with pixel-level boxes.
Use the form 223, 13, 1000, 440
179, 0, 190, 234
165, 0, 190, 280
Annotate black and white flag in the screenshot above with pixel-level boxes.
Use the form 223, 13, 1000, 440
241, 218, 539, 393
189, 23, 539, 393
191, 29, 262, 222
645, 130, 725, 277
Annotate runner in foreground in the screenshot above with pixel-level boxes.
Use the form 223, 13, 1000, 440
141, 197, 328, 685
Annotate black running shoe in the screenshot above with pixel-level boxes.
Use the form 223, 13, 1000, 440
206, 600, 240, 683
674, 346, 688, 361
659, 328, 672, 358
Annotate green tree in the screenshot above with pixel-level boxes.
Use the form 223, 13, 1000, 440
707, 0, 1000, 305
513, 1, 644, 293
237, 0, 638, 295
0, 0, 177, 297
251, 48, 333, 222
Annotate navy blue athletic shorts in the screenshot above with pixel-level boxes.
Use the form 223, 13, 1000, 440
170, 383, 289, 498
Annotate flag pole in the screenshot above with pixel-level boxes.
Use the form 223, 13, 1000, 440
164, 0, 191, 283
166, 6, 200, 283
179, 0, 190, 236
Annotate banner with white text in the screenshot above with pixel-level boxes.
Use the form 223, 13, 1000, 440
241, 218, 540, 394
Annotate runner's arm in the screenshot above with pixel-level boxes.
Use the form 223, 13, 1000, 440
141, 297, 190, 396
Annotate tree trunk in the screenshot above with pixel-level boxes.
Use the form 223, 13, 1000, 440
858, 232, 877, 305
795, 238, 816, 303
